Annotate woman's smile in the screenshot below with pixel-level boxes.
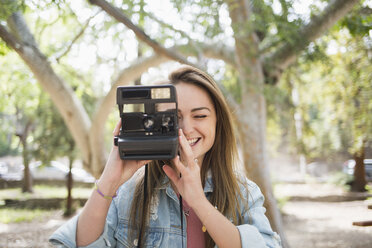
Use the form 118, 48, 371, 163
187, 137, 200, 146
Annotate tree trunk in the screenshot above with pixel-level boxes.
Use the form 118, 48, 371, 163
0, 5, 359, 237
226, 0, 289, 246
351, 148, 367, 192
5, 12, 93, 170
237, 87, 288, 247
0, 14, 169, 177
15, 114, 33, 193
21, 136, 33, 193
65, 168, 74, 215
65, 158, 74, 216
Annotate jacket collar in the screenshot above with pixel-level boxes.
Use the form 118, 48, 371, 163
157, 170, 214, 194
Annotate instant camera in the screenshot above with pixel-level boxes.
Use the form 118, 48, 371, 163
115, 85, 178, 160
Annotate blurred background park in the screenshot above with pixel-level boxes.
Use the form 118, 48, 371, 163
0, 0, 371, 247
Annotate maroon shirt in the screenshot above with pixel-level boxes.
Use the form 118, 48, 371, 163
183, 200, 206, 248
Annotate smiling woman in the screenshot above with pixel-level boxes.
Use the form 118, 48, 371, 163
49, 66, 281, 248
175, 82, 217, 163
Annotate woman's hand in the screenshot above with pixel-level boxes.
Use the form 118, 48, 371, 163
162, 129, 206, 208
77, 119, 150, 246
99, 120, 150, 193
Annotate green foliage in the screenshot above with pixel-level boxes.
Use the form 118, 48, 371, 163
171, 0, 224, 38
0, 39, 10, 56
327, 171, 352, 190
302, 40, 331, 64
0, 52, 79, 162
277, 28, 372, 161
221, 65, 241, 103
26, 1, 82, 57
339, 3, 372, 37
267, 0, 372, 161
0, 115, 18, 156
0, 0, 25, 20
0, 52, 40, 156
0, 0, 366, 179
56, 63, 98, 118
32, 92, 77, 163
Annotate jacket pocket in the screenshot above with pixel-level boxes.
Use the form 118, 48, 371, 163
115, 222, 164, 248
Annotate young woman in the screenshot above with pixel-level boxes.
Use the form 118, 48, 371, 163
50, 66, 281, 248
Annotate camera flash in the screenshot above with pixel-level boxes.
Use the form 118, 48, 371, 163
151, 88, 170, 99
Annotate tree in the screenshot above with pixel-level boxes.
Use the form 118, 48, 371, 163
0, 51, 41, 192
337, 5, 371, 191
0, 0, 361, 246
274, 4, 371, 191
32, 92, 79, 215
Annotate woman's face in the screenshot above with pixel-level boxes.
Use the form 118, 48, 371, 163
175, 82, 217, 164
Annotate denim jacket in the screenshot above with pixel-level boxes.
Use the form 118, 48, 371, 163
49, 169, 281, 248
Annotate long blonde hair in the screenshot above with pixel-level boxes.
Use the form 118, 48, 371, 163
128, 66, 244, 248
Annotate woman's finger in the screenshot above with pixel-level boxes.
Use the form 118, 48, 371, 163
178, 129, 192, 154
138, 160, 152, 166
162, 164, 180, 186
172, 155, 186, 175
178, 129, 197, 168
113, 119, 122, 136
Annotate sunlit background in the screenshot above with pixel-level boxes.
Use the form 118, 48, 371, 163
0, 0, 371, 247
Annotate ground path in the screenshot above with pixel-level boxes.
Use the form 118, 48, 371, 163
1, 182, 371, 247
279, 182, 372, 248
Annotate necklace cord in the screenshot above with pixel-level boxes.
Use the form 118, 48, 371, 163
138, 164, 184, 248
137, 163, 148, 248
179, 194, 184, 248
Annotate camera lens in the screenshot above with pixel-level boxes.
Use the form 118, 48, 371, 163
143, 117, 155, 130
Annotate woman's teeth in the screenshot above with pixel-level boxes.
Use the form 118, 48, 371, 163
187, 138, 198, 146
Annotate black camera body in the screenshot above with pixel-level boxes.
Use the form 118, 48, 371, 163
115, 85, 178, 160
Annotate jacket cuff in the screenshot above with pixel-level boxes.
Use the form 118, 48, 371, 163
237, 224, 267, 248
49, 215, 112, 248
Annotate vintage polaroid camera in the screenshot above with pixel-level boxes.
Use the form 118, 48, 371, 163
115, 85, 178, 160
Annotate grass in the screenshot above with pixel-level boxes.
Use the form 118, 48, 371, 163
0, 208, 55, 224
0, 184, 92, 200
366, 184, 372, 193
366, 184, 372, 201
273, 183, 290, 212
0, 184, 92, 224
327, 171, 352, 191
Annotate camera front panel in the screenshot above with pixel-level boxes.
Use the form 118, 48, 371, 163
116, 85, 178, 160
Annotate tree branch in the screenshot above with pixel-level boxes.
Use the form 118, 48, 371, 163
144, 5, 238, 67
93, 43, 239, 128
88, 0, 201, 68
216, 80, 240, 112
54, 11, 99, 62
88, 0, 239, 115
1, 12, 92, 169
145, 11, 208, 65
263, 0, 360, 82
7, 12, 39, 49
93, 55, 168, 122
0, 23, 21, 51
176, 42, 236, 66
